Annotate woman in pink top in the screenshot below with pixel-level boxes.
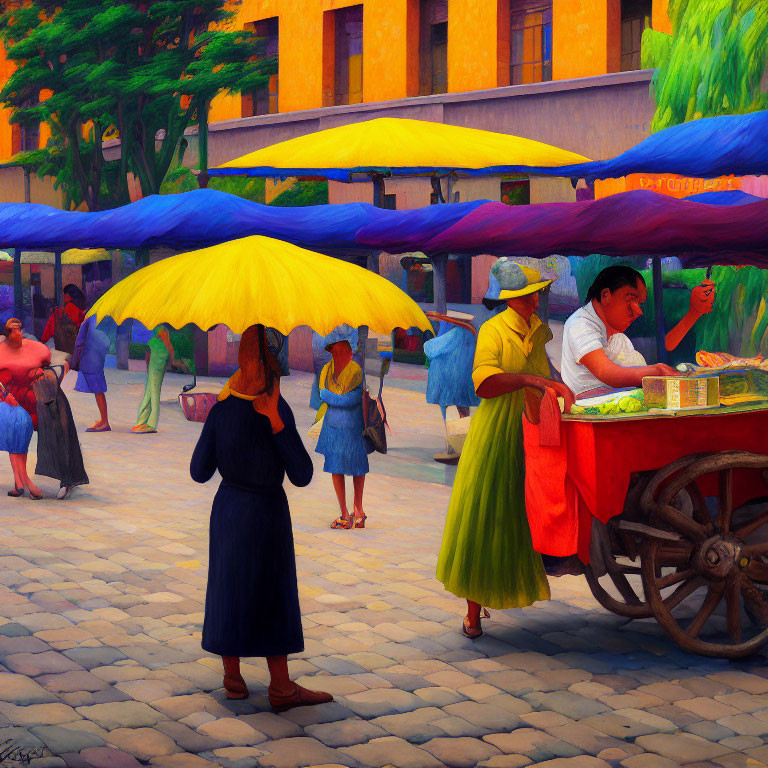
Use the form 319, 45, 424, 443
0, 319, 50, 498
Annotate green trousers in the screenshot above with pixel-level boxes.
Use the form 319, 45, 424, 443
135, 356, 168, 430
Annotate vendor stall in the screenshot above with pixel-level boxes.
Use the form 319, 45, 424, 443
524, 370, 768, 659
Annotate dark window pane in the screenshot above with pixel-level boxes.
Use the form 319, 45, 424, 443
510, 1, 552, 85
243, 17, 279, 116
620, 0, 651, 71
334, 5, 364, 105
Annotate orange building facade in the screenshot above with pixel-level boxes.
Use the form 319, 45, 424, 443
208, 0, 671, 123
0, 0, 670, 171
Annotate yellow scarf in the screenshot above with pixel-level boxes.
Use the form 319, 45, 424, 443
314, 359, 363, 423
217, 377, 256, 402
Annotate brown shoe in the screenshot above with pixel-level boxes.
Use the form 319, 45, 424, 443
223, 675, 249, 700
269, 683, 333, 713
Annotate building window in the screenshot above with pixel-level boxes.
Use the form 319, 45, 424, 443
333, 5, 363, 106
242, 17, 279, 117
510, 1, 552, 85
501, 178, 530, 205
419, 0, 448, 95
621, 0, 651, 72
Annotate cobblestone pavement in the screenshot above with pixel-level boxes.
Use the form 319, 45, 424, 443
0, 367, 766, 768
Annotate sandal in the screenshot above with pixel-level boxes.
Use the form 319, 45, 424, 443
28, 490, 43, 501
352, 512, 367, 529
268, 683, 333, 713
331, 516, 353, 529
223, 675, 249, 700
462, 617, 483, 639
8, 487, 24, 498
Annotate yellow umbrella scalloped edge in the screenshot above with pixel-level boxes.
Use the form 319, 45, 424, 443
87, 235, 432, 337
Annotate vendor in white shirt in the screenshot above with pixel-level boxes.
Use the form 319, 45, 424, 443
561, 265, 713, 398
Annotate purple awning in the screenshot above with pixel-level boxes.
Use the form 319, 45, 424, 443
358, 190, 768, 266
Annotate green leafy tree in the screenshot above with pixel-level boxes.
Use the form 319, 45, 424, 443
0, 0, 276, 209
642, 0, 768, 131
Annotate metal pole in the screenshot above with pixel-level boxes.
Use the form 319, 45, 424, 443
371, 173, 384, 208
53, 251, 63, 307
431, 253, 448, 315
12, 248, 22, 319
652, 257, 667, 364
23, 167, 30, 204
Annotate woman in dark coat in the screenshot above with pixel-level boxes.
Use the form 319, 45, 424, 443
191, 324, 332, 713
33, 362, 89, 500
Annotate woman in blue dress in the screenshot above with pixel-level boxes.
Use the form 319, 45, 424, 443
315, 325, 369, 529
72, 315, 113, 432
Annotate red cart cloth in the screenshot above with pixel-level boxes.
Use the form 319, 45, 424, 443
524, 402, 768, 563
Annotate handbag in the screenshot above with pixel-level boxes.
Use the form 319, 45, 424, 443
53, 307, 78, 355
361, 361, 388, 454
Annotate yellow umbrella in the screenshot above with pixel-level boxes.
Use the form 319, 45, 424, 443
210, 117, 589, 179
87, 235, 432, 336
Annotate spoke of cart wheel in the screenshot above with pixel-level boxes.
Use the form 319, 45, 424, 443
734, 507, 768, 539
744, 558, 768, 583
687, 585, 725, 639
616, 564, 643, 575
718, 469, 734, 533
656, 567, 695, 590
740, 576, 768, 626
656, 544, 694, 566
658, 503, 707, 542
686, 482, 714, 531
609, 570, 644, 605
742, 542, 768, 558
725, 578, 743, 644
662, 575, 705, 611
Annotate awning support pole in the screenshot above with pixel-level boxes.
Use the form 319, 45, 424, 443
12, 248, 22, 319
54, 251, 63, 307
653, 257, 667, 365
371, 173, 384, 208
432, 253, 448, 315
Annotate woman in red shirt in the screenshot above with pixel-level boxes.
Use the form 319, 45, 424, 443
42, 285, 86, 352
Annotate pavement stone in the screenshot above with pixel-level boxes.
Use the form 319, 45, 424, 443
79, 746, 143, 767
370, 708, 449, 743
342, 735, 445, 767
483, 729, 583, 762
633, 733, 732, 763
28, 725, 106, 754
104, 727, 178, 761
420, 736, 501, 767
260, 736, 359, 767
75, 702, 166, 730
305, 717, 388, 747
0, 673, 59, 704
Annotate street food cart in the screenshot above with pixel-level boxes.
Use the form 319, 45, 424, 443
523, 392, 768, 659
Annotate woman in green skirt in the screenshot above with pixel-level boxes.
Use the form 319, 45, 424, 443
436, 261, 574, 638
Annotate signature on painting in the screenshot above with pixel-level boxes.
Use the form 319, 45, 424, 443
0, 739, 46, 766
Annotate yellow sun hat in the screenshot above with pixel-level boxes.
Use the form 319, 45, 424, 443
495, 258, 552, 300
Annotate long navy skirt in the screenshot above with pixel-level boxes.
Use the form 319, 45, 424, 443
201, 481, 304, 658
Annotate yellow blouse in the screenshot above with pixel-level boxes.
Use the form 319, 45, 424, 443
472, 308, 552, 392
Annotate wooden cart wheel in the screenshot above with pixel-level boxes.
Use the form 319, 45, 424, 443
584, 462, 698, 619
641, 451, 768, 658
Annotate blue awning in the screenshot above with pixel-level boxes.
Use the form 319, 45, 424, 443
0, 188, 380, 253
539, 111, 768, 182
